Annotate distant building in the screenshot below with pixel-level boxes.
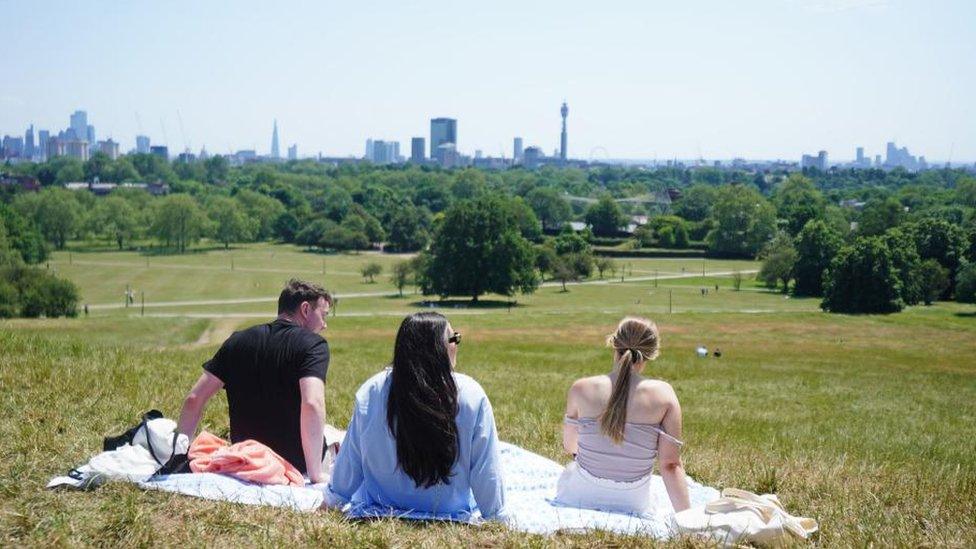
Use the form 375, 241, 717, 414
37, 130, 49, 160
801, 150, 828, 171
366, 140, 400, 164
856, 147, 867, 168
65, 140, 89, 161
136, 135, 150, 154
884, 141, 921, 171
47, 136, 65, 159
86, 125, 96, 145
271, 119, 280, 160
513, 137, 523, 164
523, 146, 544, 169
559, 102, 568, 161
70, 110, 87, 143
0, 174, 40, 192
430, 118, 457, 164
288, 144, 297, 161
97, 139, 120, 160
150, 145, 169, 160
410, 137, 425, 163
24, 125, 35, 159
2, 135, 24, 158
435, 143, 458, 168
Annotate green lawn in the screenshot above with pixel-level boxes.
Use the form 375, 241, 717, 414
2, 243, 974, 546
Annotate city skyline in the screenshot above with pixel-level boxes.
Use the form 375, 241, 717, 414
1, 1, 975, 161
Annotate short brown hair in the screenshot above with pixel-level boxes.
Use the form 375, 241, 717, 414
278, 279, 332, 314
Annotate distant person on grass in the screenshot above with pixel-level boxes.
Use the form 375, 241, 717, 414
176, 279, 333, 483
324, 312, 505, 519
556, 316, 690, 515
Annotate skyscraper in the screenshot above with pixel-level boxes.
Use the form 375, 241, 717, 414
86, 125, 96, 145
70, 110, 87, 142
136, 135, 150, 154
430, 118, 457, 163
271, 120, 280, 159
513, 137, 523, 164
856, 147, 865, 167
559, 101, 568, 161
38, 130, 49, 160
411, 137, 426, 163
288, 144, 297, 161
24, 125, 34, 159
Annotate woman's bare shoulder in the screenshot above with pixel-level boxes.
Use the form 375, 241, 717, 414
636, 378, 678, 402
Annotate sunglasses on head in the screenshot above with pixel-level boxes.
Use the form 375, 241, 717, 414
448, 331, 462, 345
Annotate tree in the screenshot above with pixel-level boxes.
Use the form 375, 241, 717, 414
33, 189, 82, 249
955, 262, 976, 303
904, 218, 967, 298
0, 205, 47, 263
361, 262, 382, 283
386, 205, 431, 252
584, 194, 627, 236
234, 189, 285, 240
553, 229, 594, 278
295, 218, 336, 248
882, 228, 923, 306
955, 176, 976, 207
635, 216, 690, 249
320, 225, 369, 251
55, 161, 84, 185
391, 261, 413, 296
506, 197, 543, 241
208, 196, 256, 249
204, 155, 229, 184
150, 194, 210, 253
793, 219, 842, 297
451, 170, 488, 200
534, 244, 558, 278
773, 174, 826, 235
552, 255, 581, 292
705, 185, 777, 258
93, 195, 139, 250
420, 197, 538, 301
917, 259, 949, 306
858, 197, 904, 236
273, 211, 300, 242
822, 237, 904, 314
594, 256, 616, 279
673, 184, 717, 222
525, 187, 572, 231
732, 270, 743, 291
757, 232, 798, 292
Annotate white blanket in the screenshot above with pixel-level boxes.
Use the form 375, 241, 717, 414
96, 442, 720, 538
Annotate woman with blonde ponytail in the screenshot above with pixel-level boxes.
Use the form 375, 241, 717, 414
554, 317, 691, 516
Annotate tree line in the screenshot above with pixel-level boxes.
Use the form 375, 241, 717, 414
2, 153, 975, 314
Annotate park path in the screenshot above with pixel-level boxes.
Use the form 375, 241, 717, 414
89, 290, 393, 310
93, 269, 757, 311
57, 258, 362, 277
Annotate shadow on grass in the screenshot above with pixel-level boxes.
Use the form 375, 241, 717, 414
954, 311, 976, 318
408, 299, 525, 309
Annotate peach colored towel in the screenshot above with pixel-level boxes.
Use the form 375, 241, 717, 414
189, 431, 304, 487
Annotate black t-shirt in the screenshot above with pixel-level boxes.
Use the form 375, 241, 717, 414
203, 318, 329, 473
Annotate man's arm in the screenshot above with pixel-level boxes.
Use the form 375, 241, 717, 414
176, 371, 224, 437
299, 376, 326, 484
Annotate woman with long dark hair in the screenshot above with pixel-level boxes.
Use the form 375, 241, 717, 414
324, 312, 505, 520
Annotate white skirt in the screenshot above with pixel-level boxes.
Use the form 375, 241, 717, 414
553, 461, 672, 517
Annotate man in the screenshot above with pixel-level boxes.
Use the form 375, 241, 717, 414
177, 279, 332, 483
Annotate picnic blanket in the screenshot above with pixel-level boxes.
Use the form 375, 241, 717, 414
137, 442, 719, 538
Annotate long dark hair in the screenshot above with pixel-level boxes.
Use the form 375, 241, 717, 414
386, 312, 459, 488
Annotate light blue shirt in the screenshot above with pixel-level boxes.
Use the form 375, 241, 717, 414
325, 369, 506, 520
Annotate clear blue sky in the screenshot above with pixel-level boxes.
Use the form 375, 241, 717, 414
1, 0, 974, 162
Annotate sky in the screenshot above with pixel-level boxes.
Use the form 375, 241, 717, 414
1, 0, 974, 162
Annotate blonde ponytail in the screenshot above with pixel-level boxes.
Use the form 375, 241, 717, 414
599, 317, 660, 444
